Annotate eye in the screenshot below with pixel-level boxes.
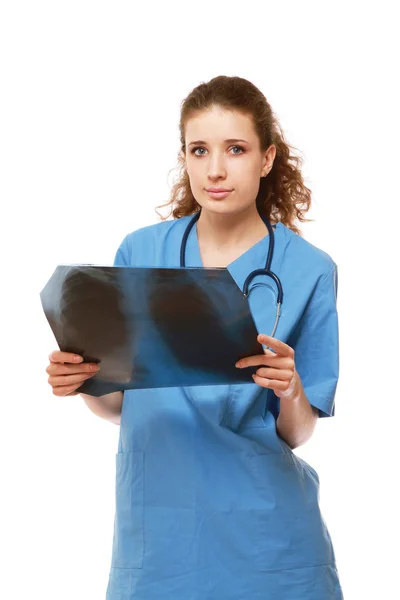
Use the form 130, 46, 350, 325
231, 145, 245, 155
190, 145, 245, 157
191, 147, 206, 157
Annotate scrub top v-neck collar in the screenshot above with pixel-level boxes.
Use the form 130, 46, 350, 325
183, 218, 286, 294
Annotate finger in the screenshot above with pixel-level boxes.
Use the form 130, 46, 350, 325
48, 372, 97, 387
257, 334, 294, 357
52, 383, 85, 397
261, 356, 294, 369
252, 374, 292, 391
262, 347, 276, 356
235, 354, 265, 368
255, 367, 294, 381
46, 361, 100, 376
237, 355, 293, 369
49, 350, 84, 364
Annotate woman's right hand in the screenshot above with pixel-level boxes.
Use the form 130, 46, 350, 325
46, 350, 100, 396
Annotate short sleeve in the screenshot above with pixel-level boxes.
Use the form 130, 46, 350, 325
287, 264, 340, 418
113, 234, 131, 267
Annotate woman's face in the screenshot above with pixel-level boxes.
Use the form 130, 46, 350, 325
184, 106, 276, 217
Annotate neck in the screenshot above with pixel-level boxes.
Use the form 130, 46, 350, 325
196, 206, 269, 251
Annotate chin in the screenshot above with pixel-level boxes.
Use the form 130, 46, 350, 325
200, 199, 251, 216
202, 202, 237, 215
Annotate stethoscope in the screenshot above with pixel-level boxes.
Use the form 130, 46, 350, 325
180, 209, 283, 338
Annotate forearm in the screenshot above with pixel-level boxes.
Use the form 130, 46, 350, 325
276, 372, 318, 450
80, 391, 123, 426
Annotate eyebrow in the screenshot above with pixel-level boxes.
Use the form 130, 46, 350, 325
188, 138, 250, 147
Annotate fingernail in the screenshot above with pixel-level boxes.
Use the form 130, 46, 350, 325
235, 362, 242, 368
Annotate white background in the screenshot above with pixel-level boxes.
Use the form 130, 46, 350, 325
1, 1, 399, 598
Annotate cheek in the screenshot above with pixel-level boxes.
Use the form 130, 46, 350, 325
187, 168, 204, 191
234, 162, 262, 188
234, 178, 262, 204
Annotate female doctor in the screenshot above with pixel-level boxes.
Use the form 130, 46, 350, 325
46, 75, 343, 599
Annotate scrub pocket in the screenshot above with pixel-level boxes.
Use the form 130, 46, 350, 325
250, 452, 335, 572
111, 451, 144, 569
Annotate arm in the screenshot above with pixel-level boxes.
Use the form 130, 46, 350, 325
80, 391, 123, 425
276, 375, 319, 449
277, 263, 340, 448
241, 264, 339, 449
79, 231, 131, 425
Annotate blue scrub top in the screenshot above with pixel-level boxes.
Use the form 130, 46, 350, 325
106, 216, 343, 600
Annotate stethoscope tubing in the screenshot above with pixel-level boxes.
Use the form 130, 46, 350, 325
180, 209, 283, 338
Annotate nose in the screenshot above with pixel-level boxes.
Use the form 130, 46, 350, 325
207, 152, 227, 180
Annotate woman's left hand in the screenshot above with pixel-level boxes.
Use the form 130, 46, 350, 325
235, 333, 299, 400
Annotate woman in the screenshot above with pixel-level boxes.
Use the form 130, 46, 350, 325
46, 75, 343, 599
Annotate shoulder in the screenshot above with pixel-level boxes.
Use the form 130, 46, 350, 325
115, 216, 195, 266
278, 221, 337, 280
123, 215, 193, 245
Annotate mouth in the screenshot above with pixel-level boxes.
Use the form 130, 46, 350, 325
205, 189, 233, 199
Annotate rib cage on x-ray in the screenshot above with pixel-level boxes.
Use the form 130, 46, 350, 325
40, 264, 263, 396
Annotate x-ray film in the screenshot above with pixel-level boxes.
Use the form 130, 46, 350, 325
40, 265, 264, 396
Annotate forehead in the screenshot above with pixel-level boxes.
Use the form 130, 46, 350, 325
185, 107, 256, 142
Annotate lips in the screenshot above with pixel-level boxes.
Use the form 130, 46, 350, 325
206, 189, 232, 199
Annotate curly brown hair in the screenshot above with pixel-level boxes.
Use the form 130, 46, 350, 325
156, 75, 313, 236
